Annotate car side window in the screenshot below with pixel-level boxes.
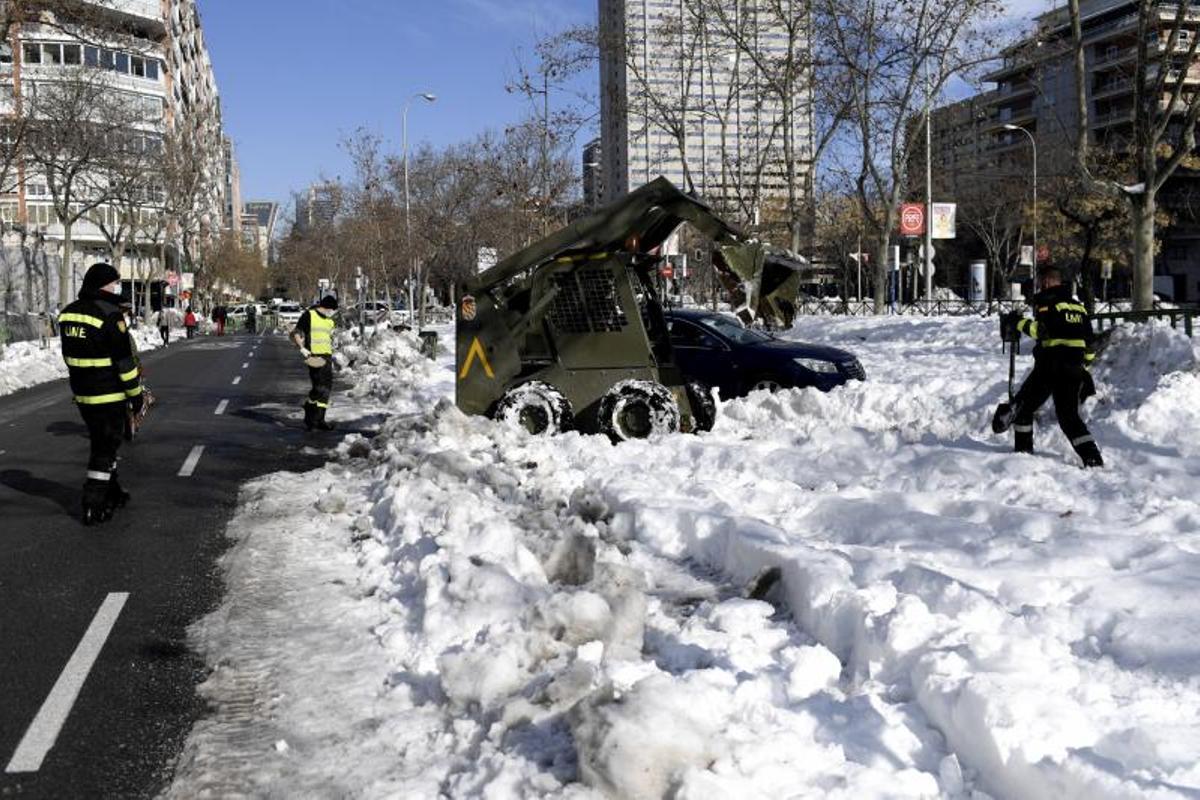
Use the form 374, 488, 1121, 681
669, 320, 721, 349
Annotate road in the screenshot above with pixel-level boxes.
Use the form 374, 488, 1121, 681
0, 330, 336, 798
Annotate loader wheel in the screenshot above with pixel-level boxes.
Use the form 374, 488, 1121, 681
598, 380, 680, 442
493, 381, 573, 435
685, 382, 716, 433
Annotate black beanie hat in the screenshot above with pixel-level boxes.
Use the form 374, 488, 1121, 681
80, 263, 120, 297
319, 295, 339, 310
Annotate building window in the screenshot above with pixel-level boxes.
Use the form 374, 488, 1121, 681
23, 43, 41, 64
85, 46, 99, 67
100, 48, 115, 70
115, 51, 129, 73
131, 56, 145, 77
42, 43, 62, 65
63, 44, 81, 65
0, 43, 12, 64
146, 59, 159, 80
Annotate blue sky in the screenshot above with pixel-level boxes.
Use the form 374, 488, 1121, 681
200, 0, 596, 212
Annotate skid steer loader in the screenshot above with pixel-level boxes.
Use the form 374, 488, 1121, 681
455, 177, 805, 440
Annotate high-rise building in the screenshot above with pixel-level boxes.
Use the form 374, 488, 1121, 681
583, 137, 604, 209
599, 0, 813, 214
224, 136, 243, 234
0, 0, 228, 299
293, 182, 339, 235
243, 201, 278, 266
924, 0, 1200, 302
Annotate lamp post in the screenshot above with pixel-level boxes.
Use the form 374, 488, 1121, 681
1003, 123, 1038, 292
403, 91, 437, 327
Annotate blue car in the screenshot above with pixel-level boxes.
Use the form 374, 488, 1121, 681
665, 309, 865, 399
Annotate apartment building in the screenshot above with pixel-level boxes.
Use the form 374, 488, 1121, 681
0, 0, 228, 303
599, 0, 813, 221
243, 200, 278, 266
927, 0, 1200, 301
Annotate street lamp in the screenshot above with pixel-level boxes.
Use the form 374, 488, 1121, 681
1003, 123, 1038, 292
403, 91, 437, 326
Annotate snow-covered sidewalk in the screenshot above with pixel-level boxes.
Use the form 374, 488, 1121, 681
168, 316, 1200, 799
0, 326, 165, 397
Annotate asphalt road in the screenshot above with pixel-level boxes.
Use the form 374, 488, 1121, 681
0, 330, 336, 798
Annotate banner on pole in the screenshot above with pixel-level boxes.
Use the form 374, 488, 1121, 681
931, 203, 957, 239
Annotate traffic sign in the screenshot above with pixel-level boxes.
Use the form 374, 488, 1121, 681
899, 203, 925, 236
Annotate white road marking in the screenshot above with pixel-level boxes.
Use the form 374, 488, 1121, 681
241, 362, 249, 369
6, 593, 130, 773
214, 399, 228, 416
178, 445, 205, 477
232, 376, 241, 385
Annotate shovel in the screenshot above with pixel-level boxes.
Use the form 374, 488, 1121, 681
991, 317, 1019, 434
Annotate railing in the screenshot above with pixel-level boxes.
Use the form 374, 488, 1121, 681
1094, 308, 1195, 336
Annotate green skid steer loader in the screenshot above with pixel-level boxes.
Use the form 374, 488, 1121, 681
455, 177, 805, 440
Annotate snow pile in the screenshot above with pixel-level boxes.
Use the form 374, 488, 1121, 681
172, 317, 1200, 799
0, 326, 163, 397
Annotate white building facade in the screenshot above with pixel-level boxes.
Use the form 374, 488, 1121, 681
0, 0, 228, 304
599, 0, 813, 216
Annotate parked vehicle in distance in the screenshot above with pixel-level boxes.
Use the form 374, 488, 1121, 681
276, 303, 303, 327
347, 301, 391, 324
664, 308, 865, 399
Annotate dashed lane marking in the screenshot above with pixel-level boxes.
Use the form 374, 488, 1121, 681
214, 400, 228, 416
5, 593, 130, 773
178, 445, 205, 477
232, 376, 241, 386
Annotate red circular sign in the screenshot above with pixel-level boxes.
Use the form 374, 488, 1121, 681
900, 205, 925, 236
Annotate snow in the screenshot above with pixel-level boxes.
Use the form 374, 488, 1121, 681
0, 326, 163, 397
169, 315, 1200, 799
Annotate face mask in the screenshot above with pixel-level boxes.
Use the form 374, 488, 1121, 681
102, 281, 121, 295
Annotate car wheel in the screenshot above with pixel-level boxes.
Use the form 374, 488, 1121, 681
750, 376, 785, 393
493, 381, 574, 435
685, 381, 716, 433
598, 380, 680, 442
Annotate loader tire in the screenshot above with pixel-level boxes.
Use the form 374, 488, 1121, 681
598, 380, 680, 442
493, 381, 573, 435
685, 382, 716, 433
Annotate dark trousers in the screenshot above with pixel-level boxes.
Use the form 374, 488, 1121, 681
185, 326, 195, 339
1013, 359, 1099, 458
159, 326, 169, 345
79, 403, 125, 479
306, 360, 333, 410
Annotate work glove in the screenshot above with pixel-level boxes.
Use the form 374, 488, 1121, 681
300, 347, 311, 359
999, 312, 1020, 341
128, 392, 144, 416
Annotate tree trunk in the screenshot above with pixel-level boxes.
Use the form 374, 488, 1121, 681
1130, 194, 1155, 310
874, 236, 890, 314
59, 222, 74, 308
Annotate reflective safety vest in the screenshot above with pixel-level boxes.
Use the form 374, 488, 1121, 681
308, 309, 335, 355
1016, 286, 1095, 365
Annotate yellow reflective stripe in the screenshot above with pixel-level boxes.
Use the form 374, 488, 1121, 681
1018, 318, 1038, 338
1055, 302, 1087, 314
65, 357, 113, 368
118, 368, 139, 382
1043, 338, 1088, 348
314, 400, 329, 408
1084, 352, 1096, 363
59, 312, 105, 328
124, 385, 143, 398
75, 392, 126, 405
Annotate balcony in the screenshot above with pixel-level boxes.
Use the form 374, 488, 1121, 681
1092, 77, 1133, 100
1090, 108, 1134, 128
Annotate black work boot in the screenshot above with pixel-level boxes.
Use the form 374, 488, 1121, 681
314, 406, 335, 431
303, 402, 316, 431
107, 475, 131, 509
1077, 441, 1104, 469
82, 480, 114, 526
1014, 428, 1034, 454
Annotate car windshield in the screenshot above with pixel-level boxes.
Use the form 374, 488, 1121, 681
279, 305, 300, 313
695, 314, 771, 345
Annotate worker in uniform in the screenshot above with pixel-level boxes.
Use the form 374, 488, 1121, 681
59, 263, 145, 524
291, 295, 338, 431
999, 266, 1103, 468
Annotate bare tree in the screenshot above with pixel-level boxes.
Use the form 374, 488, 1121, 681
1067, 0, 1200, 309
829, 0, 1001, 312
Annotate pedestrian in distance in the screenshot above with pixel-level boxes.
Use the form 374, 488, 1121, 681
184, 306, 197, 338
58, 263, 145, 525
291, 295, 338, 431
246, 303, 257, 335
214, 305, 226, 336
993, 266, 1103, 468
155, 305, 172, 346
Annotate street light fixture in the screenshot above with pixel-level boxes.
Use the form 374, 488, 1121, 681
403, 91, 437, 326
1003, 123, 1038, 292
